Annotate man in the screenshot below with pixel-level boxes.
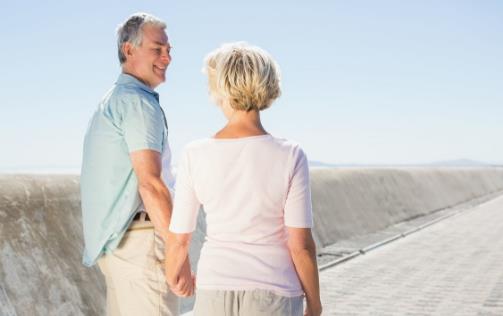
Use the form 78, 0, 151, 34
80, 12, 192, 316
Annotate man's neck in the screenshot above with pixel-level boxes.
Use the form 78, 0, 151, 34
121, 66, 154, 90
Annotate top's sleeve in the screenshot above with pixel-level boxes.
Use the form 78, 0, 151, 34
169, 148, 201, 233
284, 147, 313, 228
120, 95, 165, 153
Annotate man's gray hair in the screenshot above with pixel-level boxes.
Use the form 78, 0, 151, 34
116, 12, 166, 64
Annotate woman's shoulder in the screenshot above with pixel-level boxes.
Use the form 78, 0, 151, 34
269, 135, 305, 153
182, 138, 215, 152
181, 135, 306, 158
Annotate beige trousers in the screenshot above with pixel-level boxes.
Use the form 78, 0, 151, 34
98, 217, 179, 316
193, 289, 303, 316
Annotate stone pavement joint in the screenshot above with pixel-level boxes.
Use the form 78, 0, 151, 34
320, 194, 503, 316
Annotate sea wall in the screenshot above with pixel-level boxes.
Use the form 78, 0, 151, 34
1, 168, 502, 315
310, 168, 503, 247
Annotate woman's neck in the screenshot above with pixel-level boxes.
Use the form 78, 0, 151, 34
215, 110, 268, 139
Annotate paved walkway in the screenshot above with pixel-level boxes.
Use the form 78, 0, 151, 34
320, 194, 503, 315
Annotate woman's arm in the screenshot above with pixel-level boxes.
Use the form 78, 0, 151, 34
287, 227, 322, 316
165, 147, 200, 297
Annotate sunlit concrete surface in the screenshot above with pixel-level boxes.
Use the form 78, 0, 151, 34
1, 168, 503, 315
320, 194, 503, 316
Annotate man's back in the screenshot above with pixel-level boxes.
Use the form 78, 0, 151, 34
80, 12, 187, 315
80, 73, 167, 267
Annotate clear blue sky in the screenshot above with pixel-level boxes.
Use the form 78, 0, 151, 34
1, 1, 502, 171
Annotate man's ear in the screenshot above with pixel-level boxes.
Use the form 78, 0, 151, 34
122, 42, 135, 61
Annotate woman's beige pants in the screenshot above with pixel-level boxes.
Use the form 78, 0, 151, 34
193, 289, 303, 316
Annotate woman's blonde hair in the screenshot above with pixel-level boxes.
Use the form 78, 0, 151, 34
203, 42, 281, 111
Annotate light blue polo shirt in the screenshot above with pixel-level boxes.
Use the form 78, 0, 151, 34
80, 73, 168, 267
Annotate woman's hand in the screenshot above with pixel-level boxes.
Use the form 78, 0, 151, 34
304, 299, 322, 316
164, 232, 194, 297
165, 257, 195, 297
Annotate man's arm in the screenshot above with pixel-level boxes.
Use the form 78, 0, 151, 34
130, 149, 172, 242
130, 149, 194, 297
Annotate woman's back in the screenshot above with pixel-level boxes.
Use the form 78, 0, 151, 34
170, 134, 312, 296
166, 42, 321, 316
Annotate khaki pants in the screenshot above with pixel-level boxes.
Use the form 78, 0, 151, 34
98, 218, 179, 316
193, 289, 303, 316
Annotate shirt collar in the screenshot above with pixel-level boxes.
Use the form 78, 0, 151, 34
116, 73, 159, 100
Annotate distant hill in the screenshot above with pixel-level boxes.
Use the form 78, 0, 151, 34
0, 166, 80, 174
308, 160, 338, 168
427, 159, 493, 167
308, 159, 501, 168
1, 159, 500, 174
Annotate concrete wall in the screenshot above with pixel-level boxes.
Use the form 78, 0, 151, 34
1, 168, 502, 315
0, 175, 104, 316
310, 168, 503, 248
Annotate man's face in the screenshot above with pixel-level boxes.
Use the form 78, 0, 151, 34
126, 24, 171, 88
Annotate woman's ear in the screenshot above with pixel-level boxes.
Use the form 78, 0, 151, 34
210, 91, 222, 107
221, 99, 235, 120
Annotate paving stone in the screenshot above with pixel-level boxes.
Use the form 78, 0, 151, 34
320, 195, 503, 316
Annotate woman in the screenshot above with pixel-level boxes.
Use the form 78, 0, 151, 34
166, 42, 322, 316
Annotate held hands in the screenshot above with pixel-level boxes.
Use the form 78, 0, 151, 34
165, 257, 195, 297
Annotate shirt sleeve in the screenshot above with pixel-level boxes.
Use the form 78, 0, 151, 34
284, 147, 313, 228
169, 148, 201, 233
120, 95, 165, 153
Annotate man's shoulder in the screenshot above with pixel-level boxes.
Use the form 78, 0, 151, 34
111, 84, 156, 104
101, 84, 160, 115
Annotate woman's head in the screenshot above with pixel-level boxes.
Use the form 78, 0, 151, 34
203, 42, 281, 112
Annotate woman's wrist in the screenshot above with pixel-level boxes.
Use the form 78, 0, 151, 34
306, 297, 322, 313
